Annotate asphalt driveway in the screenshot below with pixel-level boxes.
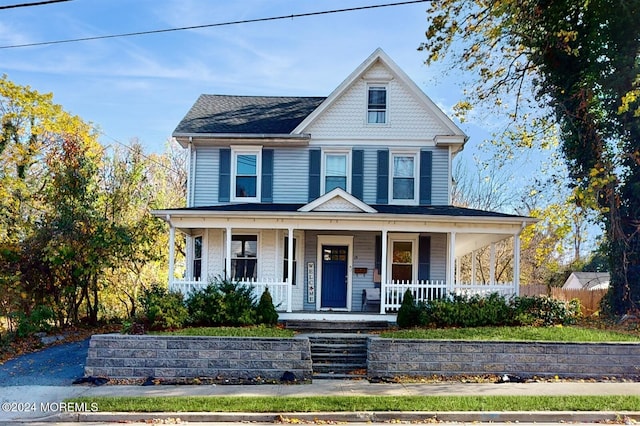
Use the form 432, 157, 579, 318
0, 339, 89, 386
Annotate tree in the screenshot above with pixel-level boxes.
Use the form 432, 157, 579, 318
421, 0, 640, 315
0, 76, 186, 330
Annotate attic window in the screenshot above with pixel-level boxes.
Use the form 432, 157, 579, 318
367, 85, 387, 124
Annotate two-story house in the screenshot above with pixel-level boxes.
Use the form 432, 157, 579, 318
153, 48, 535, 320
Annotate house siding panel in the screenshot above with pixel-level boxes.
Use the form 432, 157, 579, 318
273, 148, 309, 203
431, 148, 449, 205
429, 233, 447, 281
193, 147, 219, 207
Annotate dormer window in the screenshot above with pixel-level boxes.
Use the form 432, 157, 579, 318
367, 85, 387, 124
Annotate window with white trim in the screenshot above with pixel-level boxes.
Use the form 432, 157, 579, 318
193, 236, 202, 280
322, 150, 350, 193
231, 235, 257, 280
390, 152, 418, 204
283, 236, 297, 285
232, 147, 261, 202
367, 85, 387, 124
388, 234, 418, 283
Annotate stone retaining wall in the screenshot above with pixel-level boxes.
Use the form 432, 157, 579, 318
367, 338, 640, 379
84, 334, 312, 381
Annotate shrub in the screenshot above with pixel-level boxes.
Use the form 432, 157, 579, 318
255, 288, 279, 325
511, 295, 582, 326
9, 305, 56, 337
215, 277, 257, 326
184, 276, 257, 327
396, 289, 421, 328
185, 283, 224, 326
419, 293, 513, 328
138, 285, 188, 331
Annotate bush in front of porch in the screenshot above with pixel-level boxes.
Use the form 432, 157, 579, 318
129, 277, 278, 332
396, 293, 582, 329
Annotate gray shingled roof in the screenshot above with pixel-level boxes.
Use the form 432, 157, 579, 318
164, 203, 525, 219
173, 95, 326, 136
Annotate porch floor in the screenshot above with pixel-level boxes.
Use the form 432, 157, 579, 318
280, 318, 395, 334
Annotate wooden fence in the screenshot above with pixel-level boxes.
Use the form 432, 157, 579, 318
519, 285, 607, 316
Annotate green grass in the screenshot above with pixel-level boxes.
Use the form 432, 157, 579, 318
151, 325, 295, 338
381, 326, 640, 342
70, 395, 640, 413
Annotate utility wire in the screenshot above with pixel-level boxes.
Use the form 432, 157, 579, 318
0, 0, 71, 10
0, 0, 429, 49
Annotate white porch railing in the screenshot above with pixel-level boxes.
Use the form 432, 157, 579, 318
171, 278, 518, 314
170, 278, 289, 312
383, 280, 517, 311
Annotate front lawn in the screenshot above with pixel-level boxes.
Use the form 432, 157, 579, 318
381, 325, 640, 342
153, 325, 295, 338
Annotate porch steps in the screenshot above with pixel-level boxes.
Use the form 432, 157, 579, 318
282, 320, 391, 333
308, 335, 368, 379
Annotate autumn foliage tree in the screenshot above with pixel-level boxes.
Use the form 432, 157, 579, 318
421, 0, 640, 315
1, 76, 184, 331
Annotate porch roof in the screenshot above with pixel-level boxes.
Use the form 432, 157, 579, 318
155, 202, 530, 219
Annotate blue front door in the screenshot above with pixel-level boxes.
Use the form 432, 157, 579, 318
321, 245, 348, 308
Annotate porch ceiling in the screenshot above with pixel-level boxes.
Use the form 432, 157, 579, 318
455, 233, 513, 258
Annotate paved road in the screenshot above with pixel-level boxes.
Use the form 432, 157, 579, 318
0, 339, 89, 386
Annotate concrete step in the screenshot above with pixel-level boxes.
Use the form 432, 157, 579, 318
309, 335, 368, 379
283, 320, 390, 333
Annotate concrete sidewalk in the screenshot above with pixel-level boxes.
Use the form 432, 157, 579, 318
2, 380, 640, 424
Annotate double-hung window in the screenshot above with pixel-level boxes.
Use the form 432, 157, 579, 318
388, 234, 418, 283
367, 85, 387, 124
283, 236, 297, 285
232, 147, 261, 202
391, 152, 418, 204
193, 236, 202, 280
231, 235, 257, 280
322, 151, 349, 193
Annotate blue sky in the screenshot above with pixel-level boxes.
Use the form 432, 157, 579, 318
2, 0, 481, 153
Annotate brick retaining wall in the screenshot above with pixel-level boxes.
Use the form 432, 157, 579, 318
84, 334, 312, 381
367, 338, 640, 379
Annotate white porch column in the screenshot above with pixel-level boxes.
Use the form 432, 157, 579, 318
225, 226, 232, 280
513, 233, 521, 296
448, 232, 456, 293
168, 219, 175, 288
471, 250, 477, 285
489, 243, 496, 285
286, 227, 294, 313
380, 229, 388, 314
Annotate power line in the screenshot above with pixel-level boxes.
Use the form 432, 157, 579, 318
0, 0, 430, 49
0, 0, 71, 10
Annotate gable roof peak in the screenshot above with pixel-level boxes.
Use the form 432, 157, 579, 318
292, 48, 467, 140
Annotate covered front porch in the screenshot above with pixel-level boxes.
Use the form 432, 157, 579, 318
155, 193, 534, 319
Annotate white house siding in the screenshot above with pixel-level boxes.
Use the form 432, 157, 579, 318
192, 147, 219, 207
205, 228, 224, 282
305, 62, 451, 140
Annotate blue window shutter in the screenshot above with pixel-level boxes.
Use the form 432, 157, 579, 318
219, 148, 231, 202
376, 150, 389, 204
420, 150, 433, 205
308, 149, 321, 201
261, 149, 274, 202
352, 149, 364, 200
418, 236, 431, 281
375, 234, 382, 271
